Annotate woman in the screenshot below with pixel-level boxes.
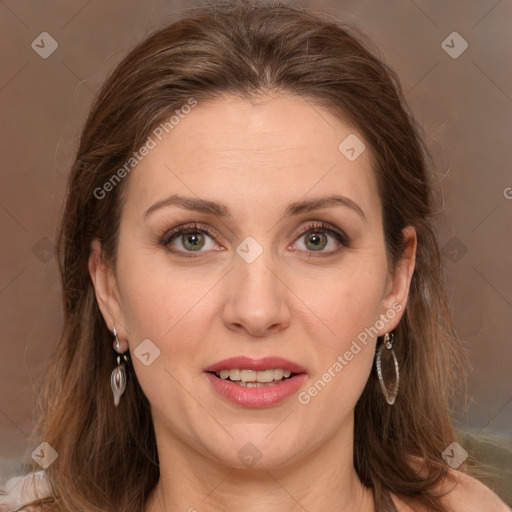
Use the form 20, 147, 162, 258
1, 1, 509, 511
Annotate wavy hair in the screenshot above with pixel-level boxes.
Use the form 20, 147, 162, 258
18, 1, 468, 510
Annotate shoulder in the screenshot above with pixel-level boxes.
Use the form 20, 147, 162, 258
437, 469, 511, 512
391, 468, 511, 512
0, 470, 51, 511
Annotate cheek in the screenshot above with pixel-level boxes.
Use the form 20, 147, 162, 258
117, 271, 172, 341
296, 285, 380, 419
293, 259, 386, 401
116, 247, 203, 339
116, 254, 205, 413
115, 249, 215, 392
294, 259, 386, 342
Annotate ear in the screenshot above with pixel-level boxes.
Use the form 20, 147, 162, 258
88, 238, 129, 344
377, 225, 417, 336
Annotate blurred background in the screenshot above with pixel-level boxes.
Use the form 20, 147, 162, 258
0, 0, 511, 505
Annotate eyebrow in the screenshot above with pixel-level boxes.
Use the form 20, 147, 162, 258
143, 193, 367, 223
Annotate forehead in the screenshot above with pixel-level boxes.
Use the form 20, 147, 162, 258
122, 93, 380, 224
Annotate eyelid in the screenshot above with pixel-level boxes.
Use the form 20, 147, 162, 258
293, 221, 350, 244
159, 222, 220, 248
159, 220, 349, 256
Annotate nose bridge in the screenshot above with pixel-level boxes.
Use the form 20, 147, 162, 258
233, 237, 280, 301
223, 236, 290, 335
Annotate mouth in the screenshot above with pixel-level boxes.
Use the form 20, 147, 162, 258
204, 355, 307, 375
207, 368, 303, 387
204, 356, 308, 407
204, 370, 308, 408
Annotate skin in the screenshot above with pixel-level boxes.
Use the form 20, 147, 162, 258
89, 91, 430, 512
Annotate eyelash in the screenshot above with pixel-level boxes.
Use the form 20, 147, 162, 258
158, 221, 350, 258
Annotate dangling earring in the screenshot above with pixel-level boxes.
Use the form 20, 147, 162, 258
375, 332, 399, 405
111, 325, 129, 407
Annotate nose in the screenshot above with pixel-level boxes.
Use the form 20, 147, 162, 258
222, 251, 291, 338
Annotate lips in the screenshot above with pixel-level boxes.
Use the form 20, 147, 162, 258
205, 371, 308, 407
204, 356, 307, 374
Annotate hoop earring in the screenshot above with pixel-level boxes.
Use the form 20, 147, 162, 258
375, 332, 399, 405
111, 325, 129, 407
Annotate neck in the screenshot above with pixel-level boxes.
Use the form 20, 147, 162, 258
145, 413, 374, 512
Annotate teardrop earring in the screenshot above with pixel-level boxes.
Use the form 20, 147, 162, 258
375, 332, 399, 405
111, 325, 129, 407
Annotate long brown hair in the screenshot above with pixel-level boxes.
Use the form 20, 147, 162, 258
20, 1, 468, 510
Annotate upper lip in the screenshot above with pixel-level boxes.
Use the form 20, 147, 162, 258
205, 356, 307, 374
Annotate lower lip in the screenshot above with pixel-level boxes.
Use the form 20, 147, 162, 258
205, 372, 308, 408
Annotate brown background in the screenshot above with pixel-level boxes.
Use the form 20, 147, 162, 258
0, 0, 511, 504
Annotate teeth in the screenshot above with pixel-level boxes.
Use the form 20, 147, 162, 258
273, 368, 284, 380
239, 381, 280, 388
215, 368, 296, 383
241, 369, 258, 382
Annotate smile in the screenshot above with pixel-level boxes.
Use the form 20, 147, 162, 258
205, 370, 307, 407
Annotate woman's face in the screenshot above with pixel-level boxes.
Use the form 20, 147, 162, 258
90, 93, 416, 471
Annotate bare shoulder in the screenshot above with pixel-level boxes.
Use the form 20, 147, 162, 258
391, 462, 511, 512
0, 470, 50, 511
437, 469, 511, 512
